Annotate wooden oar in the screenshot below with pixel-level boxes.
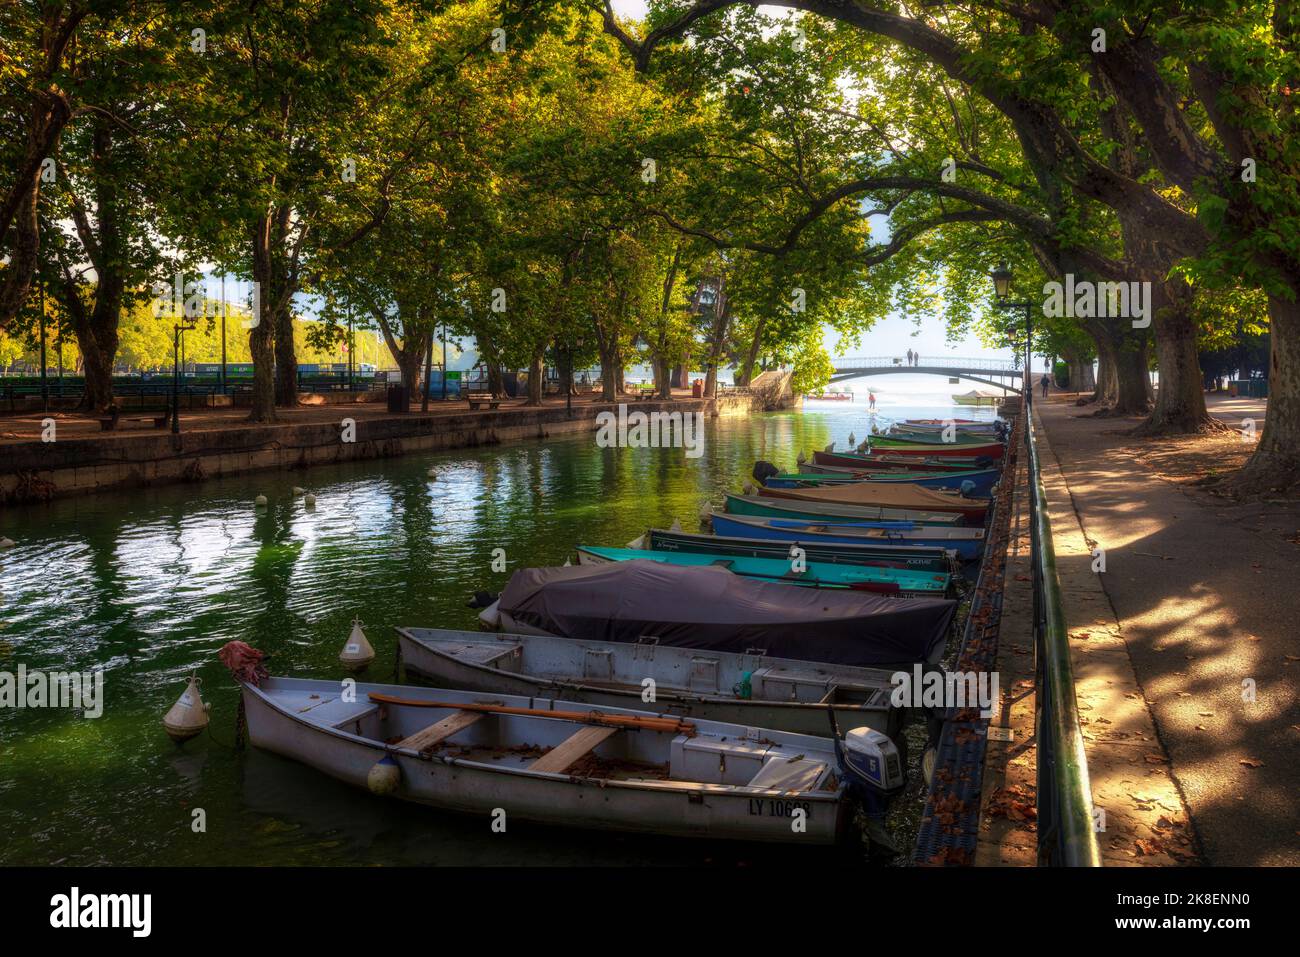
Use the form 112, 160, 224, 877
367, 693, 695, 735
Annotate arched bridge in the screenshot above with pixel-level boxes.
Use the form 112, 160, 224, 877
828, 356, 1024, 394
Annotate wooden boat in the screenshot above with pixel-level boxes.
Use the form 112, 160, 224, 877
708, 511, 986, 561
636, 527, 954, 573
397, 627, 907, 740
765, 468, 999, 497
759, 482, 991, 524
892, 420, 1001, 435
237, 672, 879, 844
952, 390, 1003, 406
480, 560, 956, 668
812, 449, 997, 472
867, 435, 1006, 459
725, 491, 963, 526
575, 544, 951, 597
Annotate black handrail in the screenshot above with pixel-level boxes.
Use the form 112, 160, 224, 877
1026, 406, 1102, 866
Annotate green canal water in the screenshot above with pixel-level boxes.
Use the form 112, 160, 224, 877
0, 391, 996, 866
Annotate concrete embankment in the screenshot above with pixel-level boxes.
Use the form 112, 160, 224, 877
0, 391, 775, 505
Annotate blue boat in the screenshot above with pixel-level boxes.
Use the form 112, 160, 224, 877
709, 511, 986, 561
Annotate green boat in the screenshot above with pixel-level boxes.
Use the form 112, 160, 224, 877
724, 492, 964, 526
576, 546, 951, 597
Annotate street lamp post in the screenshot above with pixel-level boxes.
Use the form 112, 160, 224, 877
441, 322, 448, 401
172, 321, 196, 433
990, 263, 1034, 410
39, 283, 48, 412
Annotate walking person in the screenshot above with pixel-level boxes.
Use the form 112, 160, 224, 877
1040, 373, 1050, 398
868, 390, 877, 410
906, 348, 913, 366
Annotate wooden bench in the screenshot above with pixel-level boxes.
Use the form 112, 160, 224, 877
396, 710, 485, 756
633, 386, 657, 401
528, 725, 618, 774
466, 391, 500, 411
97, 411, 169, 431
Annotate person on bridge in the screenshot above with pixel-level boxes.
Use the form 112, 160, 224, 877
913, 352, 920, 366
906, 349, 913, 366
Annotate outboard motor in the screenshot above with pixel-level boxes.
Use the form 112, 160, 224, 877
751, 460, 780, 484
828, 710, 907, 822
959, 479, 977, 497
466, 590, 499, 609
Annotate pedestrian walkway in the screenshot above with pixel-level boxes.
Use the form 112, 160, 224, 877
1034, 397, 1299, 865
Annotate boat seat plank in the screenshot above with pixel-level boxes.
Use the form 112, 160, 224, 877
528, 725, 618, 774
397, 710, 485, 754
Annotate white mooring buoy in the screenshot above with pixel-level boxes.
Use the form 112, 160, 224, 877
162, 674, 210, 743
824, 442, 835, 453
742, 481, 754, 495
304, 493, 317, 507
339, 617, 375, 671
0, 537, 15, 549
292, 487, 306, 496
796, 450, 806, 466
699, 503, 713, 525
254, 494, 268, 508
426, 468, 438, 480
367, 755, 401, 795
669, 517, 683, 533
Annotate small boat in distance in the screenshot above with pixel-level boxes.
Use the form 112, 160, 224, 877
952, 390, 1004, 406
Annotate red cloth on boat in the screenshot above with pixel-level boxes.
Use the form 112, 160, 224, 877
219, 640, 269, 686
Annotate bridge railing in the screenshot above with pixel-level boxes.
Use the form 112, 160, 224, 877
834, 356, 1020, 372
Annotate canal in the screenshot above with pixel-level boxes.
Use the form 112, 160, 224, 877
0, 388, 997, 865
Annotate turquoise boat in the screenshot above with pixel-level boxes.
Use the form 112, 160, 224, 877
724, 492, 964, 526
575, 545, 951, 597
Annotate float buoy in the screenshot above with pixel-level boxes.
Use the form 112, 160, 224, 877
742, 481, 754, 496
162, 674, 210, 743
339, 617, 375, 671
254, 495, 268, 508
796, 451, 806, 466
367, 755, 401, 795
292, 487, 305, 496
426, 468, 437, 480
669, 517, 683, 533
699, 504, 713, 525
303, 493, 316, 507
0, 537, 14, 549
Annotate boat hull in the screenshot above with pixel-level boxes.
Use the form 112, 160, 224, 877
397, 628, 904, 741
867, 437, 1005, 458
812, 450, 995, 472
242, 677, 850, 845
643, 528, 953, 573
758, 484, 990, 524
709, 511, 985, 561
725, 491, 962, 526
766, 468, 999, 496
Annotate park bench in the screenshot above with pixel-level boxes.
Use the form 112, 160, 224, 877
634, 386, 657, 400
466, 391, 500, 411
97, 410, 170, 431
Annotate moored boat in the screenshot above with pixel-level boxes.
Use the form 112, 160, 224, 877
708, 511, 986, 561
866, 435, 1006, 459
636, 527, 954, 573
397, 627, 912, 740
236, 671, 893, 845
758, 481, 991, 524
575, 544, 951, 596
479, 560, 956, 668
725, 491, 963, 526
764, 468, 999, 497
812, 449, 997, 471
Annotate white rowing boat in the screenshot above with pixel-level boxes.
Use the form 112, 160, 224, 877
238, 674, 904, 844
397, 626, 905, 741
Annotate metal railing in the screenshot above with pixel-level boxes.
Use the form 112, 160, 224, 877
833, 356, 1022, 372
1026, 406, 1102, 866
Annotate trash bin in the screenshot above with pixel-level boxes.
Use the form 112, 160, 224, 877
386, 384, 408, 413
691, 379, 704, 398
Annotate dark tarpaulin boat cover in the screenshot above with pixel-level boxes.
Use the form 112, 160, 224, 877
497, 560, 955, 667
